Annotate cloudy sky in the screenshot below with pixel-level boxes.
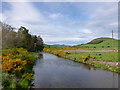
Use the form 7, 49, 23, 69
1, 1, 118, 45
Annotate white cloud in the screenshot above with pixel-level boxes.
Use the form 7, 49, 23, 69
42, 35, 84, 42
49, 13, 63, 19
86, 3, 118, 37
83, 29, 92, 34
62, 2, 118, 41
109, 22, 118, 26
2, 2, 46, 27
0, 13, 2, 21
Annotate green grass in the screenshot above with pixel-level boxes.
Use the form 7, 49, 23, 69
75, 40, 119, 50
88, 61, 120, 73
87, 37, 116, 44
65, 52, 119, 62
59, 52, 120, 73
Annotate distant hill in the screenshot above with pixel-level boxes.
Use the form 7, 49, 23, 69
87, 37, 116, 44
74, 37, 119, 49
44, 44, 69, 48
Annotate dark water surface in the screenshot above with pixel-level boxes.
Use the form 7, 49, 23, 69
32, 52, 119, 88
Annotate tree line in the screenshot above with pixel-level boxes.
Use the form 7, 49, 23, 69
1, 22, 44, 52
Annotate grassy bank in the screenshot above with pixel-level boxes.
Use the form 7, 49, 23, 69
1, 48, 39, 89
43, 48, 120, 73
66, 52, 118, 62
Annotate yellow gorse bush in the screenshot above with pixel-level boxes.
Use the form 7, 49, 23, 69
81, 56, 87, 62
81, 56, 86, 59
43, 48, 70, 56
81, 55, 91, 62
2, 48, 35, 72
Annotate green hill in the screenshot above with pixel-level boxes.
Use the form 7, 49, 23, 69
75, 37, 119, 50
44, 44, 69, 48
87, 37, 116, 44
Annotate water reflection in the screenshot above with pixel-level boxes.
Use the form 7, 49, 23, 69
38, 53, 43, 59
81, 63, 96, 71
32, 52, 119, 88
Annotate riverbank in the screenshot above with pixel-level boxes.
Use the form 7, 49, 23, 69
43, 48, 120, 74
1, 48, 39, 89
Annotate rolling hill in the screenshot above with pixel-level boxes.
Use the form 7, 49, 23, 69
74, 37, 119, 49
87, 37, 116, 44
44, 44, 69, 48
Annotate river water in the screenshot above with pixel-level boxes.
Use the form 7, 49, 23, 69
32, 52, 119, 88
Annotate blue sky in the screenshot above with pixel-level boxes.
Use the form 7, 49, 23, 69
1, 1, 118, 45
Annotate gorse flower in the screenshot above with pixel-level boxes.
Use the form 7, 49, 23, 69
43, 48, 70, 56
2, 48, 34, 72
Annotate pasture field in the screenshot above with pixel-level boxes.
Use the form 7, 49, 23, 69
66, 52, 119, 62
74, 40, 119, 50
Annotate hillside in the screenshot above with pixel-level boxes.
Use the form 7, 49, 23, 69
44, 44, 69, 48
74, 37, 119, 50
87, 37, 116, 44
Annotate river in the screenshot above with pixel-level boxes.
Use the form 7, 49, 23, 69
32, 52, 119, 88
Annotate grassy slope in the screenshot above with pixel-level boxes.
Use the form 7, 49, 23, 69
75, 39, 119, 50
44, 44, 69, 48
87, 37, 116, 44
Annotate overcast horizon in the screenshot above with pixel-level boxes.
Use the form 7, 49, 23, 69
1, 1, 118, 45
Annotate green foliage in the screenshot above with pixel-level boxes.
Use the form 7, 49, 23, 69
2, 73, 33, 89
2, 79, 10, 88
17, 26, 44, 52
16, 79, 29, 88
22, 73, 34, 81
2, 48, 39, 89
8, 78, 16, 88
2, 23, 44, 52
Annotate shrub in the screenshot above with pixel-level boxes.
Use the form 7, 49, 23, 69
16, 79, 29, 88
92, 56, 96, 60
2, 48, 38, 88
